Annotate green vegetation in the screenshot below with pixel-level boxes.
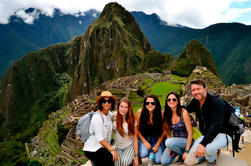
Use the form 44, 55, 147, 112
171, 40, 219, 78
149, 82, 182, 106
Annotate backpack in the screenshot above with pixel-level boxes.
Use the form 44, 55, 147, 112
223, 99, 244, 157
224, 100, 244, 134
76, 111, 104, 142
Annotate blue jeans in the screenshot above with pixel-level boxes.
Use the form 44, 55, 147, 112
190, 133, 231, 162
138, 136, 164, 164
161, 137, 192, 165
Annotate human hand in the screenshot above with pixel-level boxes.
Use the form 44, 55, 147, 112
182, 152, 188, 160
196, 144, 206, 157
143, 140, 151, 150
152, 144, 159, 153
133, 157, 139, 166
111, 150, 119, 162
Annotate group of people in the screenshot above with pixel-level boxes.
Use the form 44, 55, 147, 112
82, 78, 233, 166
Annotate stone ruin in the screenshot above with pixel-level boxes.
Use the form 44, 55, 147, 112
28, 67, 251, 165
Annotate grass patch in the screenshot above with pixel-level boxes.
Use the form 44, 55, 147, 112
149, 82, 181, 107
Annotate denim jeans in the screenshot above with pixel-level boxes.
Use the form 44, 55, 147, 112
161, 137, 192, 165
138, 136, 164, 164
189, 133, 231, 162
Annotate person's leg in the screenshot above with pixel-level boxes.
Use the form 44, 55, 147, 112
161, 144, 178, 165
120, 144, 135, 166
115, 147, 123, 166
95, 148, 115, 166
165, 137, 188, 155
234, 133, 241, 150
184, 135, 204, 165
205, 133, 231, 163
138, 138, 150, 158
149, 137, 164, 164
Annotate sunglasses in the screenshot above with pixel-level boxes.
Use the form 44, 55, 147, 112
146, 102, 155, 105
101, 98, 113, 104
167, 98, 177, 102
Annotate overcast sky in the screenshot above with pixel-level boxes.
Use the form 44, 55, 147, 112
0, 0, 251, 28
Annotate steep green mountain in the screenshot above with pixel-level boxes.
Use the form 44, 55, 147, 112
0, 2, 170, 141
0, 8, 98, 79
131, 12, 251, 84
1, 9, 250, 85
171, 40, 219, 77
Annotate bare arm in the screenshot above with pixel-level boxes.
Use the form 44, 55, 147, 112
182, 108, 193, 160
99, 139, 118, 161
133, 126, 139, 166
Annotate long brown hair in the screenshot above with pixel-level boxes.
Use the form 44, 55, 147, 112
116, 98, 135, 137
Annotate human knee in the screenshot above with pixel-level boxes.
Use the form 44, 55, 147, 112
206, 145, 217, 156
165, 138, 178, 151
139, 148, 149, 158
161, 155, 173, 165
154, 155, 162, 164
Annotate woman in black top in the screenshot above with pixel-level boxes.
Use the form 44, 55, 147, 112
135, 95, 165, 164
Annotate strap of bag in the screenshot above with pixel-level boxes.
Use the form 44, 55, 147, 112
89, 112, 105, 137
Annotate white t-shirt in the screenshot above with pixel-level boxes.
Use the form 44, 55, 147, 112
83, 111, 113, 152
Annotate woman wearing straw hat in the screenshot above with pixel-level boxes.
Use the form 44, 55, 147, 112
83, 91, 118, 166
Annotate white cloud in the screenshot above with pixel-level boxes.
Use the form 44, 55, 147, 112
0, 0, 250, 28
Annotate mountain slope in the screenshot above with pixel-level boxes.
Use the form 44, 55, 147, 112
131, 12, 251, 84
171, 40, 219, 77
0, 2, 169, 141
0, 9, 98, 78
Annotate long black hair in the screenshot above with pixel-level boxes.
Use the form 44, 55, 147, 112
139, 95, 163, 137
163, 92, 182, 127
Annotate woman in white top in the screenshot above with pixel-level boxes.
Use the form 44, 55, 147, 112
113, 98, 139, 166
83, 91, 118, 166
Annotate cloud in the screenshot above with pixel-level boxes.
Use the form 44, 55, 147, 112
0, 0, 250, 28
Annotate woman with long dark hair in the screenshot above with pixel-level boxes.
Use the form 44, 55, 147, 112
83, 91, 118, 166
135, 95, 165, 164
161, 92, 193, 165
113, 98, 139, 166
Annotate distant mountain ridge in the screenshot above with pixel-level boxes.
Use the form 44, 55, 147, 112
132, 13, 251, 84
1, 8, 250, 85
0, 2, 171, 140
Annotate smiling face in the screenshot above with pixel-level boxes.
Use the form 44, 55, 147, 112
145, 97, 156, 111
167, 94, 178, 109
118, 101, 129, 117
101, 97, 112, 111
190, 83, 207, 102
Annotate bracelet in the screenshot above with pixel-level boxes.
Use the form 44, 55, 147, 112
185, 149, 189, 153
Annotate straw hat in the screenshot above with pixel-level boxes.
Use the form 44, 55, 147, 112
96, 91, 116, 104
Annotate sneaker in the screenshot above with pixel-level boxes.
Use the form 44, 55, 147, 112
176, 155, 184, 165
184, 151, 199, 166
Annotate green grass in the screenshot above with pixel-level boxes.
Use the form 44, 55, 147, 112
149, 82, 181, 107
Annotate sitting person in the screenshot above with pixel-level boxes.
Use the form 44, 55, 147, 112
83, 91, 118, 166
135, 95, 165, 164
113, 98, 139, 166
161, 92, 193, 165
185, 79, 232, 166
